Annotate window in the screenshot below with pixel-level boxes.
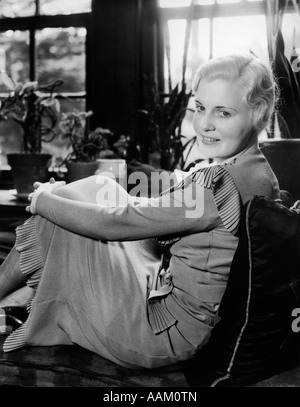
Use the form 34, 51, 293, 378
159, 0, 300, 89
159, 0, 267, 90
0, 0, 91, 166
158, 0, 300, 163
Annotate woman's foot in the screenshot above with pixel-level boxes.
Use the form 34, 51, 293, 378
0, 306, 28, 335
0, 286, 33, 334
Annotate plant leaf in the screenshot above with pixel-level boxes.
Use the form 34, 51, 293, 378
273, 30, 300, 138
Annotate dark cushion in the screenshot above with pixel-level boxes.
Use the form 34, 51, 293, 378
184, 195, 300, 387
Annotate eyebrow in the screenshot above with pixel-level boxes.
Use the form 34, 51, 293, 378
195, 99, 238, 112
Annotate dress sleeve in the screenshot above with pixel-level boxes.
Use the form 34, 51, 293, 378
35, 165, 241, 241
34, 182, 220, 241
166, 164, 241, 235
207, 165, 241, 236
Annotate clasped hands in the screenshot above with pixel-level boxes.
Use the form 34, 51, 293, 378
26, 177, 66, 214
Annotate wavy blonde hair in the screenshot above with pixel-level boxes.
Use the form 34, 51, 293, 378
192, 53, 279, 135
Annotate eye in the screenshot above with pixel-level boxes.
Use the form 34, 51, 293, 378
196, 104, 205, 113
219, 110, 231, 118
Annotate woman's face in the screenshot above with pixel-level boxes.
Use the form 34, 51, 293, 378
192, 78, 254, 163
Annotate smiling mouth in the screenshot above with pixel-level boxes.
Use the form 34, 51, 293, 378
200, 135, 220, 144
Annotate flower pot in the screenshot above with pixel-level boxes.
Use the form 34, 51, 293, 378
7, 153, 52, 196
260, 139, 300, 200
66, 161, 99, 183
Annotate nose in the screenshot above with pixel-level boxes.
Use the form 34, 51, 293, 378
200, 112, 216, 132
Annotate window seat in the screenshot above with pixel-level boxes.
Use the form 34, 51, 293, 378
1, 166, 300, 388
0, 335, 299, 387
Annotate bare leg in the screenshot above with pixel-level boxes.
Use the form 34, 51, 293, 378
0, 286, 34, 308
0, 246, 34, 307
0, 247, 25, 297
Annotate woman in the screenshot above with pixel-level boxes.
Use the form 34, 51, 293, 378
0, 53, 280, 369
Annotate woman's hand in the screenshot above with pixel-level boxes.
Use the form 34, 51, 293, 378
26, 177, 66, 214
291, 200, 300, 213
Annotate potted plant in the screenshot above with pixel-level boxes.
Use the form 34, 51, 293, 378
0, 79, 63, 196
139, 76, 193, 171
137, 0, 195, 171
58, 110, 116, 182
260, 0, 300, 200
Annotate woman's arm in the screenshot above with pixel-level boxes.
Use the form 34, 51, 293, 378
32, 182, 220, 241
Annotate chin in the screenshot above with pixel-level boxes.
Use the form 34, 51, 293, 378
197, 142, 219, 160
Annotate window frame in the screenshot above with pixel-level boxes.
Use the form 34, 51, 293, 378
0, 10, 92, 103
159, 0, 265, 20
158, 0, 296, 85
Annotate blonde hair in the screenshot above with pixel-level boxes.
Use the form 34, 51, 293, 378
192, 53, 278, 135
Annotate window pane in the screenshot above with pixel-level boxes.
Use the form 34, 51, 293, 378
186, 19, 210, 83
165, 19, 210, 90
60, 97, 86, 114
195, 1, 215, 4
0, 122, 23, 167
0, 31, 30, 166
217, 0, 240, 3
36, 27, 86, 92
282, 13, 300, 58
0, 97, 86, 167
41, 97, 86, 166
213, 15, 268, 61
40, 0, 91, 15
159, 0, 218, 6
165, 20, 186, 89
159, 0, 192, 7
0, 0, 35, 18
0, 30, 30, 91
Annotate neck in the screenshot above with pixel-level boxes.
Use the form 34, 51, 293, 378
215, 137, 258, 165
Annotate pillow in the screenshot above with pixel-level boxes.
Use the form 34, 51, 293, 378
184, 195, 300, 387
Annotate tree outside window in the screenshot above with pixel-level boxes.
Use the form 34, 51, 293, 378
0, 0, 91, 166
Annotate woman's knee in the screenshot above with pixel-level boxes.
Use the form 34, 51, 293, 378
53, 185, 85, 201
53, 175, 129, 205
95, 175, 131, 206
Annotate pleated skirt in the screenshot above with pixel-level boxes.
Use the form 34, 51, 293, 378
3, 215, 213, 369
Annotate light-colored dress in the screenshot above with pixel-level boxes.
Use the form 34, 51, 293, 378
3, 145, 280, 369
